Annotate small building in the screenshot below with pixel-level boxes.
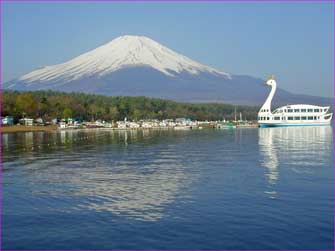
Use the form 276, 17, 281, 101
67, 118, 74, 125
1, 116, 14, 126
35, 118, 44, 125
103, 122, 112, 128
59, 122, 67, 129
117, 121, 127, 129
94, 120, 104, 127
51, 118, 60, 125
128, 122, 140, 128
19, 118, 34, 126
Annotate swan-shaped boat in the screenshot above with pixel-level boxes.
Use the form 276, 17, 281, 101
258, 76, 332, 127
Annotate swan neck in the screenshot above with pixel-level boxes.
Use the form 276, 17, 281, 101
261, 83, 276, 113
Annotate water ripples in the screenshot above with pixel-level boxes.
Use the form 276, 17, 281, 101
2, 127, 334, 249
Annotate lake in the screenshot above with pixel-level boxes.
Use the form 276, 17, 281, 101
2, 127, 334, 250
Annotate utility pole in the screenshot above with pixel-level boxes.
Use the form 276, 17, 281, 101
234, 106, 237, 122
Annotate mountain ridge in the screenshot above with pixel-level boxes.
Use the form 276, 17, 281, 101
4, 35, 333, 106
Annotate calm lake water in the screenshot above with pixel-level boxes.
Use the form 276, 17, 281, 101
2, 127, 334, 250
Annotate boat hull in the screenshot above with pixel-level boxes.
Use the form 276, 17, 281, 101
259, 122, 332, 128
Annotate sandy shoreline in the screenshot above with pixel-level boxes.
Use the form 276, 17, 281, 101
1, 125, 59, 133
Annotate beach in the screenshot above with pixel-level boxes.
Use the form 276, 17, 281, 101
1, 125, 58, 133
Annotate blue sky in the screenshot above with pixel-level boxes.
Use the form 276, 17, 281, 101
2, 1, 334, 97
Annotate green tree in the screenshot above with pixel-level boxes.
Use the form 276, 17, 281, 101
2, 90, 261, 122
15, 93, 38, 117
109, 106, 120, 121
62, 108, 73, 119
131, 109, 142, 121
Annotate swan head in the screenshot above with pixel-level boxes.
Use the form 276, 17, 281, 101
265, 75, 276, 86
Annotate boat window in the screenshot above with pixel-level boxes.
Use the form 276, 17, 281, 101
301, 109, 306, 112
308, 116, 314, 120
284, 109, 287, 112
314, 116, 317, 120
274, 117, 280, 120
301, 116, 307, 120
314, 109, 319, 112
324, 108, 327, 112
288, 109, 293, 113
288, 117, 293, 120
294, 117, 300, 120
308, 109, 313, 112
325, 114, 331, 119
294, 109, 300, 112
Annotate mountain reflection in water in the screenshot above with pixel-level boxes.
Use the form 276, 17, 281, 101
3, 129, 199, 221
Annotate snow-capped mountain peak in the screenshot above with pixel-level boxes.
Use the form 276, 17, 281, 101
18, 35, 230, 83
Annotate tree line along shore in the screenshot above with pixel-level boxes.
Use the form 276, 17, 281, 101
1, 90, 259, 132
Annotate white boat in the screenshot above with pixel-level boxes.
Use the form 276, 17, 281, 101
258, 76, 332, 127
174, 125, 191, 130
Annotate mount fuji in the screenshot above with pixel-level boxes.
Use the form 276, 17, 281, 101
4, 35, 332, 106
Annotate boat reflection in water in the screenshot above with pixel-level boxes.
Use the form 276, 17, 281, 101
258, 128, 279, 198
258, 126, 333, 198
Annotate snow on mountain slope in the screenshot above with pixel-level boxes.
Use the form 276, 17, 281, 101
18, 35, 230, 85
5, 35, 332, 106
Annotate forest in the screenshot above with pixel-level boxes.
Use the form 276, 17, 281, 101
1, 90, 259, 122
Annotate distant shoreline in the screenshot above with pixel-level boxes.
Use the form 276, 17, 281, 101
1, 124, 260, 133
1, 125, 58, 133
